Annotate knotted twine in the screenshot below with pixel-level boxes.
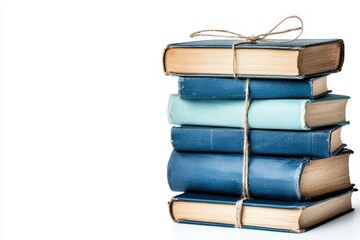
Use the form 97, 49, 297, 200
190, 15, 303, 228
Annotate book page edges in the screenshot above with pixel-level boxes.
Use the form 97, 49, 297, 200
301, 100, 310, 129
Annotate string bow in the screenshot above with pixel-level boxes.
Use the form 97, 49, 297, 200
191, 15, 303, 79
190, 15, 303, 44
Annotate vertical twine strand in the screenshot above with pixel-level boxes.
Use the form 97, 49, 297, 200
235, 198, 245, 228
232, 41, 253, 229
234, 78, 251, 229
232, 40, 252, 200
189, 15, 304, 229
242, 78, 251, 200
233, 40, 252, 228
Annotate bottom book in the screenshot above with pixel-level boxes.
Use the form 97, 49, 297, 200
168, 190, 355, 233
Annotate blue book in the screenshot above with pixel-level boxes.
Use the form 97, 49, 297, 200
167, 150, 353, 201
169, 190, 355, 233
178, 75, 330, 99
171, 126, 345, 157
168, 94, 349, 130
163, 39, 344, 79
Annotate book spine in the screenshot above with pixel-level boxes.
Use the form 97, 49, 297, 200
171, 127, 332, 157
168, 94, 309, 130
178, 77, 314, 99
167, 151, 307, 201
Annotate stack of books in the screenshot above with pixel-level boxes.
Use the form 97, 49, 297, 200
163, 39, 355, 233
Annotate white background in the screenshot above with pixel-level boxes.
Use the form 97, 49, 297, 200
1, 0, 359, 239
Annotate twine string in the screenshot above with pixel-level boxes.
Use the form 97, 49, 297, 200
242, 78, 251, 200
190, 16, 304, 228
235, 198, 245, 228
232, 78, 251, 229
190, 15, 303, 43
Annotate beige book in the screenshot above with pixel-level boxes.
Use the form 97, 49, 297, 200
164, 39, 344, 78
169, 190, 354, 233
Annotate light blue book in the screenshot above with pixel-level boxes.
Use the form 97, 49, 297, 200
167, 94, 349, 130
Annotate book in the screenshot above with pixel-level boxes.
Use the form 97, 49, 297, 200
171, 126, 345, 157
167, 150, 353, 200
163, 39, 344, 79
168, 94, 349, 130
178, 75, 330, 99
169, 190, 355, 233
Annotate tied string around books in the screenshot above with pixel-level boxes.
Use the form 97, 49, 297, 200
190, 15, 303, 228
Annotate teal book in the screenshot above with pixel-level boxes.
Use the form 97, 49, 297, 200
168, 94, 349, 130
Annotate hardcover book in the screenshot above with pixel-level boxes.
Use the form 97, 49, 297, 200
178, 75, 329, 99
167, 150, 353, 201
169, 190, 355, 233
171, 126, 345, 157
163, 39, 344, 79
168, 94, 349, 130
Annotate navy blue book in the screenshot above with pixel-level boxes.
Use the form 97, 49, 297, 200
178, 75, 330, 99
171, 126, 345, 157
169, 190, 355, 233
167, 150, 353, 201
163, 39, 344, 79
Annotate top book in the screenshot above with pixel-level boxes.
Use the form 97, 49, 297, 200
163, 39, 344, 79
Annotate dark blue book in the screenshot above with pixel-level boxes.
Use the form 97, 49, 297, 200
169, 190, 355, 233
167, 150, 353, 201
178, 75, 330, 99
163, 39, 344, 79
171, 126, 345, 157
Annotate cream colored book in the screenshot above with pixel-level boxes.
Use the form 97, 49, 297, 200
169, 190, 355, 233
163, 39, 344, 78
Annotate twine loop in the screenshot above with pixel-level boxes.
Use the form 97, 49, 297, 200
190, 16, 304, 228
190, 15, 303, 44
